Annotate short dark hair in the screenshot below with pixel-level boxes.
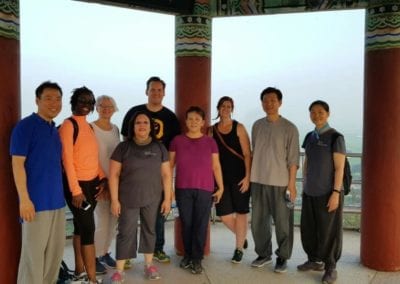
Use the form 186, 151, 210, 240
35, 81, 63, 98
215, 96, 234, 119
260, 87, 282, 102
186, 106, 205, 120
127, 110, 156, 141
309, 100, 330, 112
146, 76, 166, 91
70, 86, 95, 112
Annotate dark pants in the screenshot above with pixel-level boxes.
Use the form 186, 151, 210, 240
250, 183, 294, 260
154, 202, 165, 252
116, 201, 159, 260
300, 192, 343, 269
64, 177, 99, 245
175, 188, 212, 261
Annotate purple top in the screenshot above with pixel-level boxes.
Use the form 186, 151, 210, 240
170, 134, 218, 192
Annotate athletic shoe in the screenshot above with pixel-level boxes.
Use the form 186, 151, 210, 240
297, 260, 325, 271
251, 256, 272, 268
153, 250, 170, 263
110, 271, 124, 284
99, 253, 116, 268
274, 257, 287, 273
322, 268, 338, 284
179, 257, 192, 269
83, 278, 103, 284
231, 249, 243, 264
191, 260, 203, 274
124, 259, 132, 270
71, 271, 87, 283
95, 258, 107, 275
144, 265, 161, 280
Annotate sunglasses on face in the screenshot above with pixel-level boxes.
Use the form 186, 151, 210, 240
77, 98, 95, 105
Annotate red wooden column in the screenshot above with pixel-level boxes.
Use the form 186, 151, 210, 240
175, 1, 212, 127
174, 1, 212, 255
361, 2, 400, 271
0, 1, 21, 282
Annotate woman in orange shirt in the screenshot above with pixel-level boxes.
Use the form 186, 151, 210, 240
59, 86, 107, 284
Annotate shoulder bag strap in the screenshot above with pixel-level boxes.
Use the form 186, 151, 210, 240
213, 125, 244, 160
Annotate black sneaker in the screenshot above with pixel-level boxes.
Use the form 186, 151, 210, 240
179, 257, 192, 269
153, 250, 171, 263
251, 256, 272, 268
95, 258, 107, 275
322, 268, 338, 284
274, 257, 287, 273
191, 260, 203, 274
231, 249, 244, 264
99, 253, 116, 268
297, 260, 324, 271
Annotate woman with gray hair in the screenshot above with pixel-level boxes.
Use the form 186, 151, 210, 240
91, 95, 121, 274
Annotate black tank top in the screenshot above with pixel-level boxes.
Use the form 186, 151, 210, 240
213, 120, 246, 184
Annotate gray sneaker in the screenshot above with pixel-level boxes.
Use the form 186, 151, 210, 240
251, 256, 272, 268
274, 257, 287, 273
297, 260, 324, 271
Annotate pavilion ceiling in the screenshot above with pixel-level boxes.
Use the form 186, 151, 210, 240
74, 0, 368, 16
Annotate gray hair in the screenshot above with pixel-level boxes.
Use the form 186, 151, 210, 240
95, 95, 119, 111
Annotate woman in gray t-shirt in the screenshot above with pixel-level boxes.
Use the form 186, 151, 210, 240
109, 111, 172, 282
298, 100, 346, 284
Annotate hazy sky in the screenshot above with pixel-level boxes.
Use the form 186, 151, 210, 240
20, 0, 365, 151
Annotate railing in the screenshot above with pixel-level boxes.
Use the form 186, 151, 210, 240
66, 152, 363, 232
292, 152, 362, 229
296, 152, 362, 209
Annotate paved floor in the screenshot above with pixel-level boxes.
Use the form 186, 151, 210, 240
63, 221, 400, 284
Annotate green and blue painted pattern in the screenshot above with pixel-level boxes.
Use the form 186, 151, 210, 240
366, 2, 400, 50
0, 0, 19, 40
176, 15, 212, 57
194, 2, 210, 16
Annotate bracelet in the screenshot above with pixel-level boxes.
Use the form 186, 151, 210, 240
332, 189, 341, 194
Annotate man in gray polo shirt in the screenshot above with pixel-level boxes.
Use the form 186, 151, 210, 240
250, 87, 299, 273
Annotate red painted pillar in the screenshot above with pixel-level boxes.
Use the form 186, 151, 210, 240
361, 3, 400, 271
174, 1, 212, 255
175, 8, 212, 127
0, 1, 21, 282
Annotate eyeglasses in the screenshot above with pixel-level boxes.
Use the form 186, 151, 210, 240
99, 105, 114, 109
77, 98, 95, 105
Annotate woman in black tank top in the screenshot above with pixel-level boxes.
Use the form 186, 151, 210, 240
211, 96, 252, 264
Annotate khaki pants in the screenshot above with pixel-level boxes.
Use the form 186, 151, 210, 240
17, 208, 66, 284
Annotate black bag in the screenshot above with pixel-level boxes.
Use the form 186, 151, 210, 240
57, 260, 74, 284
331, 132, 352, 195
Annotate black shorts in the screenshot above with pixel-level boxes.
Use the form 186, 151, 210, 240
215, 182, 250, 216
64, 176, 99, 245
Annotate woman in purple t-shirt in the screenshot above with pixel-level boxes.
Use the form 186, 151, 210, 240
169, 106, 224, 274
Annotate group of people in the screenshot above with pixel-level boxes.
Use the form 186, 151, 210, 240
10, 77, 346, 284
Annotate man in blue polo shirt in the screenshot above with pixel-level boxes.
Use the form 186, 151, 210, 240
10, 81, 66, 284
